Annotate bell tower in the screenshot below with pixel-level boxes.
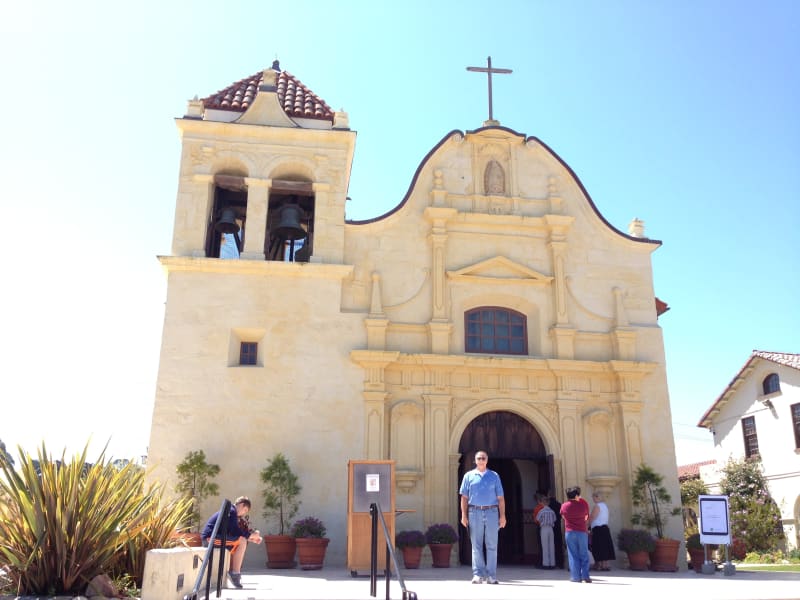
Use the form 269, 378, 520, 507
170, 61, 355, 264
147, 63, 357, 508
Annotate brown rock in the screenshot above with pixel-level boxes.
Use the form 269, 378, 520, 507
85, 574, 120, 598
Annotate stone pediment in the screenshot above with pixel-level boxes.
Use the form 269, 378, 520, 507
447, 256, 552, 285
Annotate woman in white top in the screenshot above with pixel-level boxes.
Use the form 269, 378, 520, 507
589, 491, 616, 570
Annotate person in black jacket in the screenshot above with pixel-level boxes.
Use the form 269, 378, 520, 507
201, 496, 262, 588
548, 491, 564, 569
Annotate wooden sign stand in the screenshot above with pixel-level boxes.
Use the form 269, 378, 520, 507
346, 460, 396, 576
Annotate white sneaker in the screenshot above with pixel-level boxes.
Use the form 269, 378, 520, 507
471, 576, 483, 584
486, 576, 498, 584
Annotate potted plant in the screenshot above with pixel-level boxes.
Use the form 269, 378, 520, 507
630, 464, 682, 571
617, 528, 655, 571
395, 529, 426, 569
686, 533, 705, 572
174, 450, 220, 545
425, 523, 458, 568
260, 452, 301, 568
291, 516, 329, 570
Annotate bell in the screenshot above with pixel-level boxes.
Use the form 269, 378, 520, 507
214, 208, 240, 234
274, 203, 307, 240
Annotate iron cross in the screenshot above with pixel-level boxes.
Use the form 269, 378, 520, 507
467, 56, 512, 122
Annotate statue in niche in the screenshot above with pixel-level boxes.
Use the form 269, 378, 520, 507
484, 160, 505, 195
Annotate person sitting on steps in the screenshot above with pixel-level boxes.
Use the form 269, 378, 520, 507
201, 496, 262, 589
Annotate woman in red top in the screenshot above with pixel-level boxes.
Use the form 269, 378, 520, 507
559, 486, 592, 583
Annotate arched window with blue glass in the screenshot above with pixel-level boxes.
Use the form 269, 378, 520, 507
762, 373, 780, 396
465, 307, 527, 355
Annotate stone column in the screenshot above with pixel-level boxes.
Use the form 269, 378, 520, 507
365, 273, 389, 350
612, 287, 637, 360
351, 351, 400, 460
424, 207, 456, 354
242, 177, 270, 260
424, 393, 453, 524
363, 391, 389, 459
176, 174, 214, 257
557, 398, 584, 487
545, 215, 575, 359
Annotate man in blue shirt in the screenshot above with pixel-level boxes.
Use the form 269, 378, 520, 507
459, 451, 506, 584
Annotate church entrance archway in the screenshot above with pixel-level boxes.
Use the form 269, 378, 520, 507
457, 410, 554, 566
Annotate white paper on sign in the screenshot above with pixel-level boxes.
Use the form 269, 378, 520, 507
366, 474, 380, 492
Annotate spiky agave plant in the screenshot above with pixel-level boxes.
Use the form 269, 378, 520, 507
0, 442, 191, 595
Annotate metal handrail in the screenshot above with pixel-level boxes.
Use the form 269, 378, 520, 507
184, 499, 232, 600
369, 502, 418, 600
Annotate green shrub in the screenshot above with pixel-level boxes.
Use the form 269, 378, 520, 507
175, 450, 220, 532
720, 457, 784, 553
630, 464, 681, 539
260, 453, 301, 535
0, 442, 192, 595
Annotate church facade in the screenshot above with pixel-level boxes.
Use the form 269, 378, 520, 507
147, 62, 681, 567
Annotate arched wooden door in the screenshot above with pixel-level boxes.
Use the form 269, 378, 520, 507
457, 410, 552, 565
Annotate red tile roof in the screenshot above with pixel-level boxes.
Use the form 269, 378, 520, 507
697, 350, 800, 427
655, 297, 669, 317
753, 350, 800, 370
201, 61, 334, 122
677, 459, 716, 481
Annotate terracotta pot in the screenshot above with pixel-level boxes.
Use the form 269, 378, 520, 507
688, 547, 705, 573
626, 550, 650, 571
429, 543, 453, 568
649, 538, 680, 572
296, 537, 329, 570
400, 546, 423, 569
264, 534, 297, 568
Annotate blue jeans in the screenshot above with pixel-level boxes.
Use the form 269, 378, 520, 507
565, 531, 591, 581
468, 506, 499, 578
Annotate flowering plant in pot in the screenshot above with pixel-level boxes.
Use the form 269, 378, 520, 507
396, 529, 426, 548
425, 523, 458, 544
617, 528, 656, 553
396, 530, 426, 569
617, 528, 655, 571
291, 516, 327, 539
291, 516, 329, 570
425, 523, 458, 568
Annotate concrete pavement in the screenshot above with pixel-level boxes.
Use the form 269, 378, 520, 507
199, 564, 800, 600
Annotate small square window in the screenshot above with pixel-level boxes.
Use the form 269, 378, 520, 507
239, 342, 258, 366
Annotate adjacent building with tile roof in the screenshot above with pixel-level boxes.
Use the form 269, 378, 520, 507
147, 62, 682, 570
677, 459, 716, 482
697, 350, 800, 550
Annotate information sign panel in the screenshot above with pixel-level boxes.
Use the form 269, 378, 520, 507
698, 494, 731, 545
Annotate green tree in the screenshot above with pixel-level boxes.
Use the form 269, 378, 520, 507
719, 457, 784, 553
260, 452, 301, 535
680, 478, 708, 533
630, 464, 681, 539
175, 450, 220, 532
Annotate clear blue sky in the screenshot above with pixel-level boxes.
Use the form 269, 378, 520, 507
1, 1, 798, 465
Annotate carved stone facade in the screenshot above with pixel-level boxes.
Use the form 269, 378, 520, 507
147, 71, 680, 569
